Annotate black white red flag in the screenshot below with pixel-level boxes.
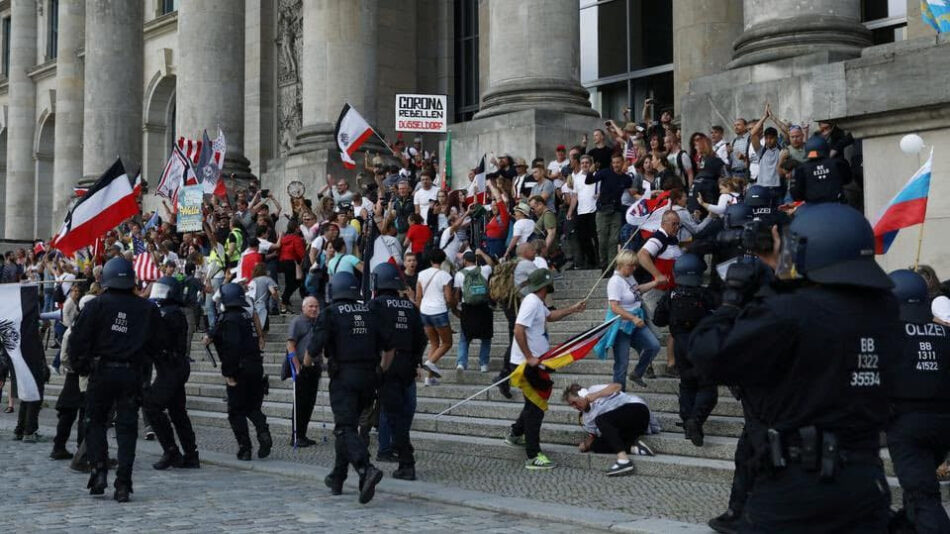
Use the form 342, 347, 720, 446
334, 103, 375, 169
0, 285, 46, 402
51, 159, 139, 257
466, 154, 487, 205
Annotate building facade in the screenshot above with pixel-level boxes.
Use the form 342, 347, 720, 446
0, 0, 947, 273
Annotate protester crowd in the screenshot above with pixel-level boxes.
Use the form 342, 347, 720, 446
2, 100, 950, 530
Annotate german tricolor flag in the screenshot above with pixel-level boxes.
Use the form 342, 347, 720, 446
510, 317, 619, 411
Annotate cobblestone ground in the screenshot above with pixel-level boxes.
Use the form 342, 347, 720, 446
2, 407, 731, 527
0, 421, 596, 533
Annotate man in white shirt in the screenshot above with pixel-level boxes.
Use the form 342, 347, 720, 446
504, 203, 536, 259
710, 125, 730, 166
546, 145, 570, 178
573, 155, 599, 269
504, 268, 586, 471
413, 171, 439, 221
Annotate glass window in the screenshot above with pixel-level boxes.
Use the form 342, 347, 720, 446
2, 17, 10, 77
453, 0, 479, 122
47, 0, 58, 60
632, 71, 674, 122
161, 0, 178, 15
596, 0, 626, 79
630, 0, 672, 70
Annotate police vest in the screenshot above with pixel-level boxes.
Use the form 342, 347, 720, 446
220, 310, 262, 372
227, 228, 244, 263
795, 158, 846, 204
884, 321, 950, 412
371, 295, 422, 380
326, 301, 380, 366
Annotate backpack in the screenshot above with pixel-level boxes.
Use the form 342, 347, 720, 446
461, 267, 489, 305
488, 261, 519, 307
669, 287, 710, 332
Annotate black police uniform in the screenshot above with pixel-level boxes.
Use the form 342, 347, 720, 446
143, 299, 198, 469
690, 281, 901, 532
882, 274, 950, 532
308, 293, 391, 496
653, 285, 718, 445
70, 290, 165, 496
789, 156, 851, 204
210, 307, 272, 460
371, 291, 426, 478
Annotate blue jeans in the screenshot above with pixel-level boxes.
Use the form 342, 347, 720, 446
377, 380, 417, 457
485, 237, 506, 260
458, 331, 491, 369
205, 277, 223, 330
613, 328, 660, 390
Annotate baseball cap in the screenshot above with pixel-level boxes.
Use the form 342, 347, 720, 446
556, 145, 566, 151
933, 296, 950, 323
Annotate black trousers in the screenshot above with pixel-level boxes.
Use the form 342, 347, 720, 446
678, 374, 718, 425
379, 378, 416, 469
589, 403, 650, 454
574, 212, 599, 268
729, 428, 753, 515
85, 366, 140, 484
279, 260, 301, 305
743, 461, 890, 533
293, 366, 321, 440
15, 400, 42, 436
327, 366, 377, 482
510, 366, 550, 459
886, 411, 950, 534
143, 369, 197, 455
226, 371, 269, 450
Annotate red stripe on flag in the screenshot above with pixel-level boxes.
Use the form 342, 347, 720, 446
53, 194, 139, 257
345, 129, 374, 156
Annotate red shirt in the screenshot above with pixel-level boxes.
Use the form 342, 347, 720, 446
484, 201, 510, 239
278, 234, 305, 262
405, 224, 432, 254
240, 250, 263, 280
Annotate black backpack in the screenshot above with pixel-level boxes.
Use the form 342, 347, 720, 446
669, 287, 709, 332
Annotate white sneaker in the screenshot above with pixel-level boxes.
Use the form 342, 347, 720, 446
479, 364, 489, 373
456, 364, 465, 371
422, 360, 442, 378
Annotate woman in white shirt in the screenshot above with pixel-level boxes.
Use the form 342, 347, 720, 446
607, 251, 661, 389
700, 177, 744, 216
415, 248, 455, 385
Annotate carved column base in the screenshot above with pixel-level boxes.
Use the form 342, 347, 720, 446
729, 15, 870, 69
475, 77, 598, 120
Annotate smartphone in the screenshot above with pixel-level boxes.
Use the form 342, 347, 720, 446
261, 189, 270, 198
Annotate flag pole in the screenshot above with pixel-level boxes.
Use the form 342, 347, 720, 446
582, 224, 641, 302
914, 222, 925, 270
435, 372, 514, 418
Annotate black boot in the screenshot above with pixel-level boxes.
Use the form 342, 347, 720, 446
236, 447, 252, 461
392, 465, 416, 481
358, 465, 383, 504
113, 480, 133, 503
257, 430, 273, 459
180, 451, 201, 468
87, 467, 107, 495
324, 474, 343, 496
685, 418, 704, 447
50, 448, 74, 460
708, 509, 741, 534
152, 448, 183, 470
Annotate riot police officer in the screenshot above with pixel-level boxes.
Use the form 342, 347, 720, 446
143, 276, 199, 470
883, 269, 950, 533
70, 257, 166, 502
652, 253, 718, 447
307, 272, 392, 504
206, 283, 272, 461
789, 136, 851, 204
689, 203, 901, 531
370, 263, 426, 481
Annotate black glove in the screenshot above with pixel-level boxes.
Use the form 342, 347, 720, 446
722, 262, 759, 308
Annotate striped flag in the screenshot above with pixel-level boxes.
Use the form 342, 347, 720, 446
0, 285, 46, 402
873, 149, 933, 254
73, 186, 89, 198
156, 144, 198, 201
134, 252, 161, 282
334, 103, 375, 169
624, 138, 638, 163
177, 136, 203, 165
509, 317, 619, 411
466, 154, 487, 205
202, 128, 228, 196
51, 159, 139, 257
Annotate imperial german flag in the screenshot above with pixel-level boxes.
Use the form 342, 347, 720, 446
510, 317, 619, 411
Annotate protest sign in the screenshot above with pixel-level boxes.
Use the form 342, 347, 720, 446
176, 185, 204, 232
395, 94, 447, 133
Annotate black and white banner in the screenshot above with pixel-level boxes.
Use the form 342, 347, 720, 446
0, 285, 46, 402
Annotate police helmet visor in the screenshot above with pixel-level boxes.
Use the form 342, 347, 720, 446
776, 225, 892, 289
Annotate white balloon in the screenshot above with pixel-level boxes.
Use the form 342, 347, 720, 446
900, 134, 924, 155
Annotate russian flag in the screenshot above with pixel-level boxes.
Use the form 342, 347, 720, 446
872, 149, 933, 254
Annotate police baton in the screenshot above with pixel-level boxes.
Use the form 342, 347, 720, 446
204, 344, 218, 368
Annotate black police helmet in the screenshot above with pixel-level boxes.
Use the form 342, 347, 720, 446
804, 135, 829, 159
219, 283, 246, 309
329, 272, 361, 301
674, 254, 706, 287
150, 276, 183, 304
889, 269, 932, 323
101, 257, 135, 290
786, 203, 892, 289
372, 263, 405, 291
723, 203, 753, 229
744, 185, 773, 211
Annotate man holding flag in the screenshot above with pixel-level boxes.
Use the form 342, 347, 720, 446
503, 268, 586, 470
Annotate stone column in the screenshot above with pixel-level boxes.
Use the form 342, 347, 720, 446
475, 0, 596, 119
293, 0, 378, 154
730, 0, 869, 68
82, 0, 143, 181
178, 0, 250, 179
673, 0, 742, 113
51, 0, 83, 229
4, 0, 37, 239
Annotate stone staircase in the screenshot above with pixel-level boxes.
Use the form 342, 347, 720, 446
43, 268, 915, 492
